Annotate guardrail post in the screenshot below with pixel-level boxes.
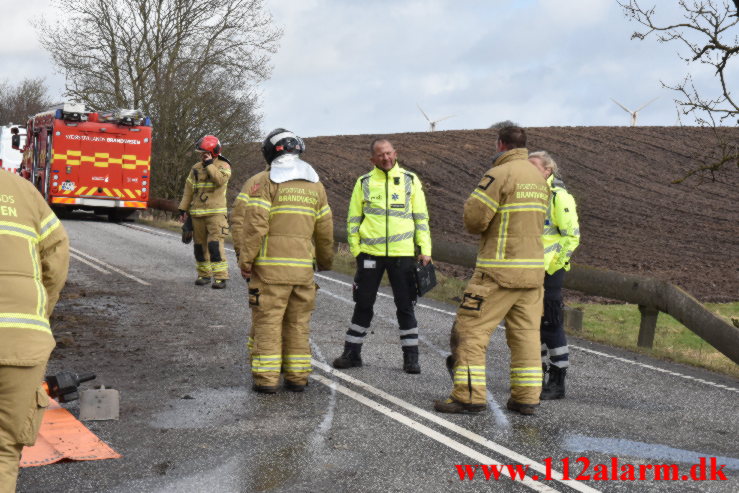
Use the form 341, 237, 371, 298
637, 305, 659, 349
563, 306, 583, 332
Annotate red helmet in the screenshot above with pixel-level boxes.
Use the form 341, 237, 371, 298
196, 135, 222, 156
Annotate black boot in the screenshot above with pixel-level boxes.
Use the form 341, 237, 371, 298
403, 350, 420, 374
541, 365, 566, 400
333, 343, 362, 369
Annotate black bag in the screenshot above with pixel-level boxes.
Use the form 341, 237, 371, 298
414, 261, 437, 297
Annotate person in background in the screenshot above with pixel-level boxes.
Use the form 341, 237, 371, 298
529, 150, 581, 400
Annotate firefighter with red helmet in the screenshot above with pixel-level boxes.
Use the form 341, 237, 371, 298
235, 128, 333, 393
178, 135, 232, 288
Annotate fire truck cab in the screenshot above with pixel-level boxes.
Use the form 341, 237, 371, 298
20, 103, 152, 221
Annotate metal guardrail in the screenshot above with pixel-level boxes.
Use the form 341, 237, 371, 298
149, 198, 739, 365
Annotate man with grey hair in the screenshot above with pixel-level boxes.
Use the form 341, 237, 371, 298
529, 150, 581, 400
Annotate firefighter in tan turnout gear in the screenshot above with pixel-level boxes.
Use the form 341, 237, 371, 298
0, 171, 69, 491
434, 126, 550, 415
179, 135, 232, 288
237, 129, 334, 393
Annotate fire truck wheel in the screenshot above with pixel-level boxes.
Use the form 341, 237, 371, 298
107, 209, 137, 223
52, 206, 71, 219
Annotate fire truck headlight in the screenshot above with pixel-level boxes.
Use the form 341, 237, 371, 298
53, 175, 59, 180
142, 187, 147, 192
142, 180, 147, 185
53, 182, 58, 187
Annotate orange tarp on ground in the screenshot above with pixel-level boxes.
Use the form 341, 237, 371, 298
20, 399, 121, 467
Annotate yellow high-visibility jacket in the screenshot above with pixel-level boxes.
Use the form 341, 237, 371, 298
347, 162, 432, 258
178, 156, 232, 217
238, 171, 334, 285
543, 175, 580, 275
464, 148, 550, 289
0, 171, 69, 366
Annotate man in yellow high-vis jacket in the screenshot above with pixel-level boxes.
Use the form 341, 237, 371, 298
332, 139, 432, 374
529, 151, 580, 400
434, 126, 549, 416
0, 171, 69, 492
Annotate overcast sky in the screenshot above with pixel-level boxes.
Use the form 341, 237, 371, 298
2, 0, 736, 136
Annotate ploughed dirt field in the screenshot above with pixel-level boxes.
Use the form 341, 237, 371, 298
229, 127, 739, 302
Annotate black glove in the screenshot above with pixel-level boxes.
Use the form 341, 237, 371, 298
178, 209, 187, 221
203, 157, 214, 167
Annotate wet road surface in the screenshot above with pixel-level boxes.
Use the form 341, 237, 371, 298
17, 217, 739, 492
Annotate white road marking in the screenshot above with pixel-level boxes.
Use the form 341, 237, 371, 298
121, 222, 739, 392
69, 247, 151, 286
310, 374, 562, 493
571, 345, 739, 394
70, 252, 111, 274
312, 360, 600, 493
317, 288, 512, 428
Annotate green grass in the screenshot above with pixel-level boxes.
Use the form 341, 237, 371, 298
136, 214, 738, 379
570, 302, 739, 379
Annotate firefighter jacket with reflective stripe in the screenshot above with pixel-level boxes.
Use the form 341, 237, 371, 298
464, 148, 550, 289
237, 171, 334, 285
230, 171, 265, 260
543, 175, 580, 275
178, 156, 232, 217
0, 172, 69, 366
347, 162, 432, 258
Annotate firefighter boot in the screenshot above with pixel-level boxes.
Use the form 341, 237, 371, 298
506, 398, 539, 416
402, 348, 420, 374
434, 398, 486, 414
212, 279, 227, 289
332, 343, 362, 369
541, 365, 566, 400
195, 276, 211, 286
252, 384, 278, 394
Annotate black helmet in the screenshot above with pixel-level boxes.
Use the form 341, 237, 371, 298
262, 128, 305, 164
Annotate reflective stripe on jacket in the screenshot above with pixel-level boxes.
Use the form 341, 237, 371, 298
543, 175, 580, 275
178, 156, 231, 217
238, 171, 334, 285
347, 162, 431, 257
0, 172, 69, 366
464, 148, 549, 289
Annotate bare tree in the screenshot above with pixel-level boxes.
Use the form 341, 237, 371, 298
0, 78, 52, 125
36, 0, 281, 198
619, 0, 738, 183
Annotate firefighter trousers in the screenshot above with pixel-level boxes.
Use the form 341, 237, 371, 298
540, 269, 569, 369
449, 271, 544, 406
345, 254, 418, 352
192, 214, 229, 280
0, 363, 49, 493
248, 274, 317, 387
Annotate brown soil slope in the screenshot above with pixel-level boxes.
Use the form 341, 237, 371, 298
230, 127, 739, 302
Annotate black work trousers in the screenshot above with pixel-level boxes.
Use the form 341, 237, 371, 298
345, 253, 418, 352
540, 268, 570, 368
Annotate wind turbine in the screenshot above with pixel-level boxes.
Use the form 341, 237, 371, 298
417, 104, 455, 131
610, 97, 659, 126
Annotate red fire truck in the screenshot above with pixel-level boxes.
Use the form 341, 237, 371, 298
20, 103, 152, 221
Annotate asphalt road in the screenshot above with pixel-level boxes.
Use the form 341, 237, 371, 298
17, 215, 739, 493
